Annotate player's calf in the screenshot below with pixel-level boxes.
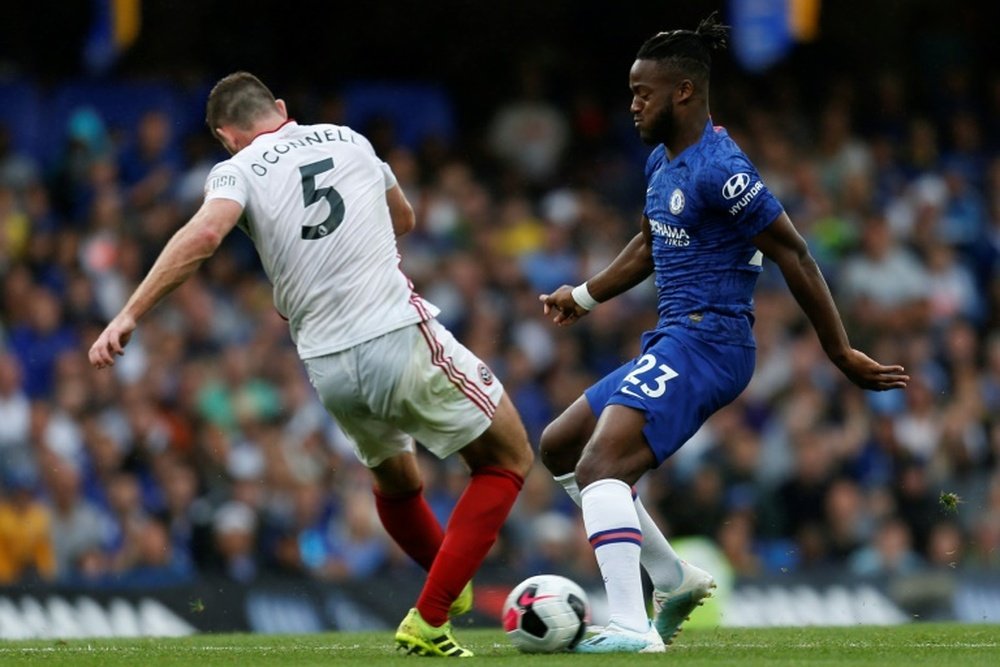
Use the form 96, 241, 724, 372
461, 393, 534, 478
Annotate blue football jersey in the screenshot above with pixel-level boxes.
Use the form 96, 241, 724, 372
643, 120, 783, 347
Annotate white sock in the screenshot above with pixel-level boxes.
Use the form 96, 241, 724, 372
580, 478, 649, 633
555, 472, 682, 590
633, 495, 683, 590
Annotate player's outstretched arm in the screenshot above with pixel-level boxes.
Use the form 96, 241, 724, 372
753, 212, 909, 392
88, 198, 243, 369
540, 217, 655, 326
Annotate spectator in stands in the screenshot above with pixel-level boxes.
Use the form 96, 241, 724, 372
119, 109, 182, 210
766, 430, 836, 541
269, 480, 339, 579
715, 510, 762, 577
41, 453, 108, 580
849, 517, 923, 577
6, 285, 78, 399
103, 471, 150, 570
113, 516, 195, 587
838, 212, 931, 336
658, 464, 727, 539
926, 520, 965, 570
981, 334, 1000, 417
969, 513, 1000, 570
519, 221, 580, 295
823, 478, 872, 562
814, 103, 873, 205
0, 124, 39, 192
0, 184, 30, 268
893, 378, 942, 463
488, 63, 570, 186
212, 500, 260, 583
0, 353, 31, 479
892, 460, 940, 557
327, 493, 390, 580
0, 468, 56, 584
196, 346, 281, 433
50, 107, 113, 221
157, 460, 210, 570
924, 242, 983, 329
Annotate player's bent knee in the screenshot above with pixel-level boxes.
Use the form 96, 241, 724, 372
464, 434, 533, 478
575, 457, 613, 490
539, 423, 567, 474
539, 419, 586, 476
511, 442, 535, 478
465, 396, 534, 477
539, 396, 594, 476
370, 453, 423, 496
495, 427, 534, 478
575, 443, 654, 489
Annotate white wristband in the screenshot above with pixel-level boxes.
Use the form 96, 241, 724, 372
571, 283, 599, 311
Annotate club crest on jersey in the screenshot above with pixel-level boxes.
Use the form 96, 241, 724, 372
669, 189, 685, 215
722, 173, 751, 200
478, 363, 494, 385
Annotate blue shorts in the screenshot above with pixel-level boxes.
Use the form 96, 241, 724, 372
584, 329, 755, 464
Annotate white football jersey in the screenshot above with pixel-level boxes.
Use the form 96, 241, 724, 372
203, 120, 438, 359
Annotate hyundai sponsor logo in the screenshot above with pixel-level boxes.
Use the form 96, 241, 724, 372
728, 180, 765, 216
722, 173, 751, 200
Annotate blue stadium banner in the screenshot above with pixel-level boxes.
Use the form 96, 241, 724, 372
728, 0, 820, 72
83, 0, 142, 75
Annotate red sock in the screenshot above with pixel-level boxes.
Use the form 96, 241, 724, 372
373, 486, 444, 571
416, 466, 524, 627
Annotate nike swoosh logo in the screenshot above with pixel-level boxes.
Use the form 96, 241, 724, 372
620, 386, 644, 399
518, 591, 558, 607
646, 187, 655, 194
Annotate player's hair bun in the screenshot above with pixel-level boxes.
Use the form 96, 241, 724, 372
695, 12, 729, 52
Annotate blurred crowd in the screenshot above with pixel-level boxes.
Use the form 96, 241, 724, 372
1, 61, 1000, 591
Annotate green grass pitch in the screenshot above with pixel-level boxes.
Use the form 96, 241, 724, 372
0, 624, 997, 665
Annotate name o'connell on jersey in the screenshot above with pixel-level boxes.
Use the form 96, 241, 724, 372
203, 120, 439, 360
224, 126, 360, 177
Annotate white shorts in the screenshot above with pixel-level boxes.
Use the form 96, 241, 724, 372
303, 319, 504, 468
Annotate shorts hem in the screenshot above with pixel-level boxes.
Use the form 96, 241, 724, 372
424, 412, 494, 461
603, 394, 649, 414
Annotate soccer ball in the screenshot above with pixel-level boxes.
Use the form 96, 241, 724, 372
501, 574, 590, 653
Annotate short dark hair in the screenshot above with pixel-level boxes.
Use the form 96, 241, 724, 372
205, 71, 277, 135
636, 13, 729, 85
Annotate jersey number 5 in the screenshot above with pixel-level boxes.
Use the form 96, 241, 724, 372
299, 158, 346, 240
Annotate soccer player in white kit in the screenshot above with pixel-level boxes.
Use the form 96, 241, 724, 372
89, 72, 534, 657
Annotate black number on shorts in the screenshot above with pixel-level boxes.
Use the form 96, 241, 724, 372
299, 158, 345, 240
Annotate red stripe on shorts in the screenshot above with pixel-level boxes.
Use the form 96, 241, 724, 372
402, 267, 495, 418
415, 320, 496, 419
403, 266, 432, 321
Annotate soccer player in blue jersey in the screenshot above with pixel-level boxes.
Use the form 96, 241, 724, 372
539, 15, 910, 653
